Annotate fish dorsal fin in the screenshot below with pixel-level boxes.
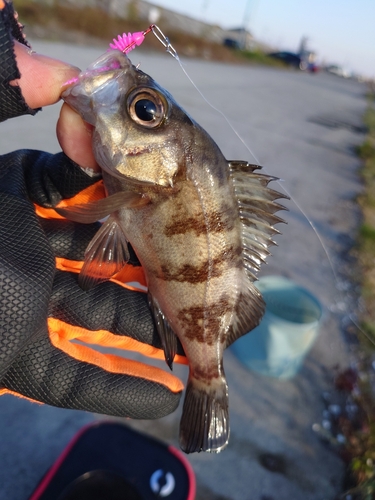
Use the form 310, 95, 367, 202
79, 216, 130, 290
148, 293, 178, 370
228, 160, 288, 281
223, 161, 288, 348
56, 191, 149, 224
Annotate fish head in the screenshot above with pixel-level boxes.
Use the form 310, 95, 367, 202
62, 50, 197, 188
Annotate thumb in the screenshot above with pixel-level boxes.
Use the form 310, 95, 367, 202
11, 40, 80, 109
12, 40, 99, 170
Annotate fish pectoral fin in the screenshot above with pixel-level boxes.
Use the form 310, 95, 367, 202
148, 293, 177, 370
225, 280, 265, 348
56, 191, 149, 224
180, 376, 229, 454
79, 216, 130, 290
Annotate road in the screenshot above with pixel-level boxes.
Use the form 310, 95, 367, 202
0, 40, 367, 499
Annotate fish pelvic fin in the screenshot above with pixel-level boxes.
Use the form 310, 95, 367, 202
79, 216, 130, 290
228, 161, 288, 281
56, 191, 149, 224
179, 376, 229, 454
148, 293, 178, 370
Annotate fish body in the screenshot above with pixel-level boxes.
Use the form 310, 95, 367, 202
61, 51, 285, 453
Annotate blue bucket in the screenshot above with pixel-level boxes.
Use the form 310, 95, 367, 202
231, 276, 322, 379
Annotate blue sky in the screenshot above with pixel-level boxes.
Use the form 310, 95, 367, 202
151, 0, 374, 77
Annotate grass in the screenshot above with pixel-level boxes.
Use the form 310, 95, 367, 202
357, 96, 375, 310
359, 223, 375, 241
239, 48, 285, 66
340, 93, 375, 499
16, 2, 151, 41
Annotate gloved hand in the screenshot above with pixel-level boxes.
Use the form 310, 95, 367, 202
0, 0, 184, 419
0, 149, 184, 418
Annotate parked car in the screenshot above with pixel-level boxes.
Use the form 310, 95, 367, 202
268, 51, 303, 69
325, 65, 350, 78
268, 51, 318, 72
223, 38, 241, 50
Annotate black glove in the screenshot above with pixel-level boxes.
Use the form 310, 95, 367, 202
0, 149, 184, 419
0, 0, 38, 122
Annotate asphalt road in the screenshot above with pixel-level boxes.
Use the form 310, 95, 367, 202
0, 40, 367, 500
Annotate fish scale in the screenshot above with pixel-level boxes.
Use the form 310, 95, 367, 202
59, 49, 286, 453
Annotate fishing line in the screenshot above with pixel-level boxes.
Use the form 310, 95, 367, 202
175, 56, 262, 167
166, 36, 370, 346
174, 56, 340, 275
113, 25, 368, 345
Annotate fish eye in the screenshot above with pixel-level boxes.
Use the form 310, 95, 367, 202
127, 88, 166, 128
135, 99, 157, 121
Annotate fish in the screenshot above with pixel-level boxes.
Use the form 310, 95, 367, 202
59, 50, 286, 453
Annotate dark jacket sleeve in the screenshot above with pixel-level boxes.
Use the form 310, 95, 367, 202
0, 0, 39, 122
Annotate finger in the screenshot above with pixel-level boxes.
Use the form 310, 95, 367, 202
12, 41, 99, 171
39, 215, 184, 358
57, 103, 99, 171
40, 217, 101, 261
39, 217, 140, 266
2, 329, 182, 419
50, 270, 158, 347
48, 270, 186, 361
11, 40, 80, 109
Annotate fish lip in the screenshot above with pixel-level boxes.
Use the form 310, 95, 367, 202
100, 162, 167, 188
61, 50, 133, 101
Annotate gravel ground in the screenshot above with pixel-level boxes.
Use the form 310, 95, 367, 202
0, 40, 368, 499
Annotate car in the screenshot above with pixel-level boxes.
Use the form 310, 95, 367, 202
268, 51, 304, 69
223, 38, 241, 50
325, 65, 350, 78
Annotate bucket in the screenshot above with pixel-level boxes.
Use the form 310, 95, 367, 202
231, 276, 322, 379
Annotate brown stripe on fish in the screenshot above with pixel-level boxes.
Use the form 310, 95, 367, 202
177, 294, 232, 345
191, 362, 224, 383
159, 245, 242, 283
164, 205, 237, 237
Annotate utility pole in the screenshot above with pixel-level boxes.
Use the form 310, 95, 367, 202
242, 0, 260, 49
241, 0, 251, 49
201, 0, 209, 23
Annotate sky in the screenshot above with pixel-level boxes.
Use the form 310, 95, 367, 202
151, 0, 374, 78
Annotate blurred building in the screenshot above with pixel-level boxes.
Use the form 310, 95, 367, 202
34, 0, 257, 47
222, 27, 254, 51
46, 0, 225, 43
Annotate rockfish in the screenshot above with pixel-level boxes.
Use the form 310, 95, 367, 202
60, 50, 285, 453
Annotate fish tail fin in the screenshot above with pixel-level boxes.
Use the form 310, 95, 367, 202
179, 376, 229, 454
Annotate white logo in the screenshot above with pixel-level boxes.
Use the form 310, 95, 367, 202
150, 469, 176, 497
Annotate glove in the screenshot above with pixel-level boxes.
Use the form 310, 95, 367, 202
0, 0, 38, 122
0, 149, 185, 419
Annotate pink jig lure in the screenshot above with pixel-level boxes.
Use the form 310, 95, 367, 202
63, 26, 153, 86
109, 26, 153, 53
63, 25, 177, 86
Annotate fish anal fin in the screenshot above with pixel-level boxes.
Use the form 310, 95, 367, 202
148, 294, 177, 369
179, 376, 229, 453
56, 191, 149, 224
225, 280, 265, 348
79, 216, 130, 290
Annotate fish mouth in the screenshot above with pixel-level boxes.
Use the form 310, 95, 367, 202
99, 159, 163, 188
